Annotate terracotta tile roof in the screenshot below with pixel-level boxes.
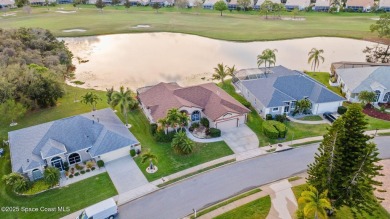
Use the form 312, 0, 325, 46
138, 82, 249, 121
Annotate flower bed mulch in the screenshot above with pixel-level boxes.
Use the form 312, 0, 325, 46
379, 103, 390, 109
363, 105, 390, 121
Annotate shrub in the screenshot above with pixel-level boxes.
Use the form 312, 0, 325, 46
150, 123, 158, 135
189, 122, 200, 132
337, 106, 347, 115
266, 114, 273, 120
130, 149, 136, 157
154, 128, 185, 142
97, 160, 105, 168
172, 132, 194, 154
380, 106, 386, 113
91, 167, 96, 171
63, 161, 69, 171
269, 120, 288, 138
75, 172, 80, 176
262, 121, 279, 139
86, 169, 91, 172
69, 174, 74, 178
44, 166, 60, 187
200, 117, 210, 128
86, 161, 94, 169
208, 128, 221, 137
274, 114, 286, 123
75, 164, 83, 170
80, 170, 86, 174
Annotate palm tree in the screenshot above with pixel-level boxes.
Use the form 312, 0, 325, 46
81, 92, 102, 111
257, 49, 277, 77
308, 48, 325, 72
226, 65, 237, 77
44, 166, 60, 187
212, 63, 228, 84
172, 131, 194, 154
298, 185, 331, 219
166, 108, 182, 132
141, 150, 158, 171
110, 86, 138, 127
158, 118, 169, 134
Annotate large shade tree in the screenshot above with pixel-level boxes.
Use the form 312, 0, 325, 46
308, 48, 325, 72
0, 99, 26, 126
110, 86, 138, 127
365, 13, 390, 63
214, 0, 228, 16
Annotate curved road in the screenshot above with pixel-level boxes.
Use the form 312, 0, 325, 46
118, 137, 390, 219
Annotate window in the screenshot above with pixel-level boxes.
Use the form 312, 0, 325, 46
383, 92, 390, 103
375, 90, 381, 102
68, 153, 81, 165
272, 107, 279, 112
191, 111, 201, 122
254, 99, 256, 105
291, 101, 296, 109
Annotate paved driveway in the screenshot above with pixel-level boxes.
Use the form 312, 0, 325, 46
222, 124, 259, 153
105, 156, 148, 194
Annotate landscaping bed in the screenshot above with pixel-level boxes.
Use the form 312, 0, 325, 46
363, 105, 390, 121
66, 160, 98, 179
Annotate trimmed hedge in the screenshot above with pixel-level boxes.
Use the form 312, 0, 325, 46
337, 106, 347, 115
97, 160, 105, 168
262, 120, 288, 139
130, 149, 136, 157
262, 121, 279, 139
208, 128, 221, 137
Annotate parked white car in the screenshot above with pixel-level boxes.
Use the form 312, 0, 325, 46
77, 198, 118, 219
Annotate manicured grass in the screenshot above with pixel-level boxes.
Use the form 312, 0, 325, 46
22, 180, 51, 195
305, 72, 343, 96
157, 159, 236, 188
213, 195, 271, 219
291, 140, 323, 147
292, 184, 390, 219
129, 108, 234, 181
297, 115, 323, 121
219, 80, 329, 146
343, 102, 390, 131
192, 188, 262, 218
288, 176, 302, 182
1, 5, 380, 41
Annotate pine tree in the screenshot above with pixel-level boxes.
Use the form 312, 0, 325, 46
307, 103, 382, 213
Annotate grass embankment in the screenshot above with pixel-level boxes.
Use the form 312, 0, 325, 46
214, 195, 271, 219
1, 5, 379, 41
292, 184, 390, 219
305, 72, 343, 96
297, 115, 323, 121
219, 80, 329, 146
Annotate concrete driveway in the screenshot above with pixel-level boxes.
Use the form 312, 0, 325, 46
221, 124, 259, 153
105, 156, 148, 194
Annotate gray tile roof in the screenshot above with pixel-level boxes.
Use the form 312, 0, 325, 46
9, 108, 139, 173
336, 66, 390, 93
238, 66, 344, 107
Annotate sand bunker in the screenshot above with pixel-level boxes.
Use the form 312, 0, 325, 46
2, 13, 16, 17
56, 10, 76, 14
62, 29, 87, 33
371, 17, 380, 21
132, 25, 151, 29
281, 17, 306, 21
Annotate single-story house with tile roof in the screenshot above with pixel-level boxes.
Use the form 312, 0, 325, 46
233, 66, 344, 118
346, 0, 374, 11
336, 66, 390, 103
0, 0, 15, 8
203, 0, 226, 9
8, 108, 140, 181
254, 0, 280, 10
314, 0, 331, 11
137, 82, 250, 131
285, 0, 311, 10
150, 0, 174, 6
379, 0, 390, 12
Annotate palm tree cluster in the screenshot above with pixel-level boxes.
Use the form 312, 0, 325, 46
211, 63, 237, 84
158, 108, 189, 134
81, 92, 102, 111
2, 172, 30, 193
257, 49, 277, 77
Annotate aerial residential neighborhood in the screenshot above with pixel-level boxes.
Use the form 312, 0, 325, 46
0, 1, 390, 219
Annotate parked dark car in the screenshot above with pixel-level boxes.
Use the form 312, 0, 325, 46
323, 112, 337, 123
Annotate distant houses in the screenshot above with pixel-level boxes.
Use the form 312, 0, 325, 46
314, 0, 331, 11
379, 0, 390, 11
150, 0, 174, 6
346, 0, 374, 12
254, 0, 280, 10
0, 0, 15, 8
203, 0, 225, 9
285, 0, 311, 10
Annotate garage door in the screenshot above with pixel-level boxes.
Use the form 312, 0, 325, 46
216, 119, 238, 131
99, 146, 131, 163
316, 102, 342, 114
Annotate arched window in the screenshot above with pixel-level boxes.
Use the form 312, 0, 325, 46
375, 90, 381, 102
191, 111, 201, 122
51, 156, 63, 171
383, 92, 390, 103
68, 153, 81, 165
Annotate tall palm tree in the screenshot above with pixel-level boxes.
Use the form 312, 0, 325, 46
81, 92, 101, 111
141, 150, 158, 171
226, 65, 237, 77
212, 63, 228, 84
110, 86, 138, 127
298, 185, 331, 219
308, 48, 325, 72
257, 49, 277, 77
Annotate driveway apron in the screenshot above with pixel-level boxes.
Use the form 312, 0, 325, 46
221, 124, 259, 153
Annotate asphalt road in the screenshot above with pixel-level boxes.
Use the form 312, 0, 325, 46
118, 136, 390, 219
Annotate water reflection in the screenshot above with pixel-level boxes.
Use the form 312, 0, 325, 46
62, 33, 377, 90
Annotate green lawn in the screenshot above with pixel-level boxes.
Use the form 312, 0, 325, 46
292, 184, 390, 219
213, 195, 271, 219
342, 102, 390, 130
219, 80, 329, 146
128, 108, 234, 182
0, 5, 381, 41
305, 72, 343, 96
297, 115, 323, 121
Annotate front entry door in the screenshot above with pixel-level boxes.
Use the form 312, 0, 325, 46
51, 157, 64, 171
284, 106, 289, 113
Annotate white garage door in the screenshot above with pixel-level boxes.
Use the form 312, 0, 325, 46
316, 102, 342, 114
216, 119, 238, 131
99, 146, 131, 163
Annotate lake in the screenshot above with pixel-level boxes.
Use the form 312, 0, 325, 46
62, 33, 378, 90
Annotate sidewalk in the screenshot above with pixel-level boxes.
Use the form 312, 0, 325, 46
196, 173, 307, 219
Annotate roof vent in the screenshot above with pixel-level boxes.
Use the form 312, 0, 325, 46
27, 159, 29, 163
